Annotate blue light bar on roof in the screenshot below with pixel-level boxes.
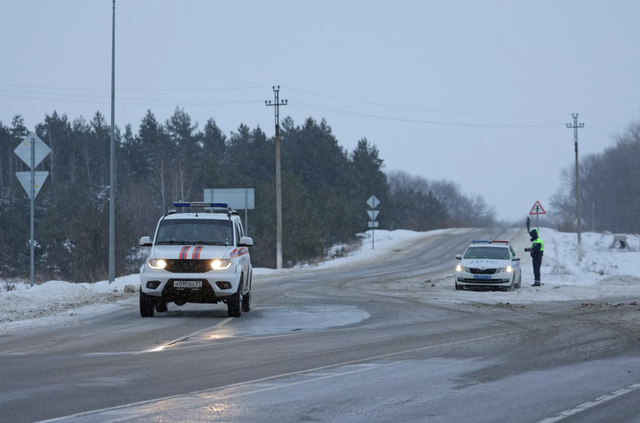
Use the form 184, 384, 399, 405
173, 202, 229, 208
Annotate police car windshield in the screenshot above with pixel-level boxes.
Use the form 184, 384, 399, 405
463, 246, 511, 260
155, 219, 233, 246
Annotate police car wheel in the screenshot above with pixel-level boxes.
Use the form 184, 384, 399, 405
140, 291, 156, 317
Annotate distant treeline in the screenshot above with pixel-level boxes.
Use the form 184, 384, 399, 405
0, 108, 495, 282
551, 117, 640, 234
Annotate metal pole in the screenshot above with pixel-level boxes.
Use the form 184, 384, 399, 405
244, 188, 248, 234
108, 0, 116, 283
30, 137, 35, 288
265, 86, 287, 269
372, 225, 375, 250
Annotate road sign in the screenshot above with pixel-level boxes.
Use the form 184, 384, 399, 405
529, 201, 546, 215
366, 195, 380, 209
14, 133, 51, 288
14, 133, 50, 169
368, 221, 379, 228
15, 171, 49, 199
367, 210, 379, 221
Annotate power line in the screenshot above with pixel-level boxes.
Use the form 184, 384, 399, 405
284, 86, 568, 118
0, 83, 268, 92
291, 100, 565, 128
0, 93, 261, 107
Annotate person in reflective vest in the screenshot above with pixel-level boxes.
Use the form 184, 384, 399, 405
524, 229, 544, 287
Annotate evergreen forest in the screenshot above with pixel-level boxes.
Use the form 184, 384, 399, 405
0, 108, 498, 282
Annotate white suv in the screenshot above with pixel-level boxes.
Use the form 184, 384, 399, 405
454, 240, 521, 291
139, 202, 254, 317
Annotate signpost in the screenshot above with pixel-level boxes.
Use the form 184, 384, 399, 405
204, 188, 255, 233
14, 133, 50, 287
366, 195, 380, 249
529, 200, 546, 231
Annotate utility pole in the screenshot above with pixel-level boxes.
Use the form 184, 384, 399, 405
265, 86, 287, 269
108, 0, 116, 283
567, 113, 584, 262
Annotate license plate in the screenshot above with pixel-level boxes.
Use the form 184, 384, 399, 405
173, 280, 202, 288
473, 275, 491, 280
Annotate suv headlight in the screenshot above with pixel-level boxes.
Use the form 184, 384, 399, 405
148, 259, 167, 269
211, 259, 233, 270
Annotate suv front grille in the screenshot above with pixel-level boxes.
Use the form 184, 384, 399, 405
469, 268, 498, 275
165, 259, 211, 273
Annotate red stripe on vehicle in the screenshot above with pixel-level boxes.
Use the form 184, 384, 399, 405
192, 246, 203, 260
180, 246, 191, 260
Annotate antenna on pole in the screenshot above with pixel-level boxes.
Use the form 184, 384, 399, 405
567, 113, 584, 262
265, 86, 287, 269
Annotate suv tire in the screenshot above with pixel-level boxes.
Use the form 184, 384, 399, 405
242, 291, 251, 312
140, 291, 156, 317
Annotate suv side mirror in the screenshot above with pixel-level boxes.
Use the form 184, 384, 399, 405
455, 254, 462, 260
238, 236, 254, 247
513, 256, 521, 261
139, 236, 152, 247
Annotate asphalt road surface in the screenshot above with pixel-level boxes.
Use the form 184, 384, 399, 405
1, 228, 639, 423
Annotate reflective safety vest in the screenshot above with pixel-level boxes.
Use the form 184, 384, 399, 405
532, 237, 544, 251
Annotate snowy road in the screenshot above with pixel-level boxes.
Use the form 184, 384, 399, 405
1, 228, 639, 422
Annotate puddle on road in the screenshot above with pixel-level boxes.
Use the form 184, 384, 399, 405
230, 305, 370, 337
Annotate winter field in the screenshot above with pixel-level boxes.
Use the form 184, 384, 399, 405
1, 228, 639, 335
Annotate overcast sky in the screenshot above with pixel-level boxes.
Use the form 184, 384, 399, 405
2, 1, 639, 222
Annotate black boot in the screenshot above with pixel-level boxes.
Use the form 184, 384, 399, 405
532, 281, 540, 287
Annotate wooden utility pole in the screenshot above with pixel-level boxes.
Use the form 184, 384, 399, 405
265, 86, 287, 269
567, 113, 584, 262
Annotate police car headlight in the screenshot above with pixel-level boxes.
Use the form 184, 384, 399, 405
497, 266, 513, 273
211, 259, 233, 270
148, 259, 167, 269
455, 264, 462, 272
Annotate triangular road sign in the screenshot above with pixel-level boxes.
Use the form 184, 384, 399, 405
15, 171, 49, 199
529, 201, 546, 215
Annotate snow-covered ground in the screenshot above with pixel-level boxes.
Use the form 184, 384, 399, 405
1, 228, 639, 334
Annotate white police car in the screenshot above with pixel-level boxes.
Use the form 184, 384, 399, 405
139, 202, 253, 317
454, 240, 521, 291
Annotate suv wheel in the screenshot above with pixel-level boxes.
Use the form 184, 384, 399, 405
227, 278, 243, 317
242, 291, 251, 312
140, 291, 156, 317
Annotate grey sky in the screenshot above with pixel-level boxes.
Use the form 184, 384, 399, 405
2, 1, 639, 221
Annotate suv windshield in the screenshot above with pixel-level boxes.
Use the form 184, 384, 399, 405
463, 246, 511, 260
155, 219, 233, 246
